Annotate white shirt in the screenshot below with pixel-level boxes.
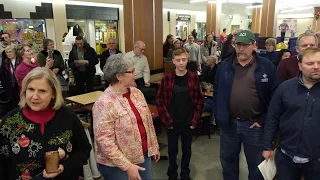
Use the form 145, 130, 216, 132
10, 58, 16, 73
125, 51, 150, 83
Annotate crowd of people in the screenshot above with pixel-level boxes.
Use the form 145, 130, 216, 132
0, 27, 320, 180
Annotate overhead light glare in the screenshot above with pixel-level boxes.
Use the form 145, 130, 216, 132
190, 0, 207, 3
246, 5, 262, 8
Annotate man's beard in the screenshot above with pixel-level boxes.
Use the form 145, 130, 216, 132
237, 54, 249, 61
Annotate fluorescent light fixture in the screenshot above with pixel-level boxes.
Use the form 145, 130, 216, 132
190, 0, 207, 3
246, 5, 262, 8
280, 6, 313, 13
28, 26, 34, 28
278, 13, 313, 18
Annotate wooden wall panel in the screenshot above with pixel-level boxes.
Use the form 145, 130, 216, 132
206, 3, 221, 36
260, 0, 276, 37
154, 0, 163, 69
252, 8, 261, 34
123, 0, 163, 70
123, 0, 133, 52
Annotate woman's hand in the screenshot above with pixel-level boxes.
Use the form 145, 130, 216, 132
45, 56, 54, 69
127, 164, 145, 180
153, 151, 161, 163
52, 68, 59, 74
43, 164, 64, 178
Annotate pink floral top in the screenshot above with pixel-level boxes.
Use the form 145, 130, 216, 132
93, 87, 159, 171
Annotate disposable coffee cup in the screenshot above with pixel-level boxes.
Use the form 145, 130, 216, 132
45, 151, 59, 173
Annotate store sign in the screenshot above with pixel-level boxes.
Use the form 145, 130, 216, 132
176, 14, 191, 21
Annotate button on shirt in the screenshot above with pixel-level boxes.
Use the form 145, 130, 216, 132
126, 51, 150, 83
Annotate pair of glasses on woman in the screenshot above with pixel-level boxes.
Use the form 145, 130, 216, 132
125, 69, 135, 74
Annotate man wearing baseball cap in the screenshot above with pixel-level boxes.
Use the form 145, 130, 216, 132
212, 30, 279, 180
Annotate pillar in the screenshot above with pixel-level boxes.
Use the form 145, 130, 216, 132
52, 0, 67, 52
206, 2, 222, 37
312, 7, 320, 32
260, 0, 276, 37
251, 7, 262, 34
123, 0, 163, 70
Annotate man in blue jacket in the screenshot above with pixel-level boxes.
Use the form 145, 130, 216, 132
212, 30, 279, 180
263, 47, 320, 179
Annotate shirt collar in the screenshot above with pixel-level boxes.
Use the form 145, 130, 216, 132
233, 55, 256, 67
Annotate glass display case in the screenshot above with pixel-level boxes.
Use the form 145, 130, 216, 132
197, 23, 206, 41
0, 19, 46, 55
176, 21, 189, 40
95, 20, 118, 55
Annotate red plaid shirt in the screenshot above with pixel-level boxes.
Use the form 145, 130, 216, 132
156, 70, 204, 127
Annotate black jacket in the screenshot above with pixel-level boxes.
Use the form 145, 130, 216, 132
68, 43, 98, 77
263, 74, 320, 159
201, 64, 218, 85
0, 57, 21, 117
99, 49, 121, 71
38, 50, 65, 75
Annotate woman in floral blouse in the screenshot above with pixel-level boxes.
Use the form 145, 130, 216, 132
93, 53, 160, 180
0, 67, 91, 179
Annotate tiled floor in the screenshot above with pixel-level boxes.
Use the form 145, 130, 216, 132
93, 129, 249, 180
151, 131, 249, 180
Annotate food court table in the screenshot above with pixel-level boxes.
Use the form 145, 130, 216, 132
66, 91, 103, 105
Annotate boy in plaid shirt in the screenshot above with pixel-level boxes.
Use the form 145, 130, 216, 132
156, 47, 203, 180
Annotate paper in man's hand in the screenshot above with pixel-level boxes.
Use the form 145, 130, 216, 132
258, 157, 276, 180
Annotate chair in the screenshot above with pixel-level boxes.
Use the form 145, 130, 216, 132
93, 75, 105, 91
200, 112, 212, 139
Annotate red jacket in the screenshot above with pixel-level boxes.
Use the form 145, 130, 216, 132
277, 56, 299, 82
156, 70, 204, 127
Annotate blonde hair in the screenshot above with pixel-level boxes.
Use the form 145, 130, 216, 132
19, 67, 64, 110
298, 47, 320, 63
265, 38, 276, 48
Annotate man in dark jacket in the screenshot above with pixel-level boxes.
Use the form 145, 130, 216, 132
99, 38, 121, 71
212, 30, 279, 180
68, 36, 98, 94
277, 32, 318, 82
263, 47, 320, 179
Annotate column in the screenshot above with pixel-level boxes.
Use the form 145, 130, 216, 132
52, 0, 67, 52
123, 0, 163, 70
312, 7, 320, 32
260, 0, 276, 37
206, 2, 222, 37
251, 7, 262, 34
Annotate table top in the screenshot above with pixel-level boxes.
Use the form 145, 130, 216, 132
66, 91, 103, 105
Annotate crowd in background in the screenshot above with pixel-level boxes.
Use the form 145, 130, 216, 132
0, 27, 320, 180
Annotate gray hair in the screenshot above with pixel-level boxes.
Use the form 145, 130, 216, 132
108, 38, 117, 44
5, 44, 17, 54
103, 53, 134, 84
296, 32, 318, 46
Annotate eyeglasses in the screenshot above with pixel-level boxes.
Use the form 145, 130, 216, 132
108, 43, 116, 45
125, 69, 135, 74
137, 46, 145, 51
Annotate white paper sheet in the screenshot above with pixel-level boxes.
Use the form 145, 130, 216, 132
258, 158, 277, 180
